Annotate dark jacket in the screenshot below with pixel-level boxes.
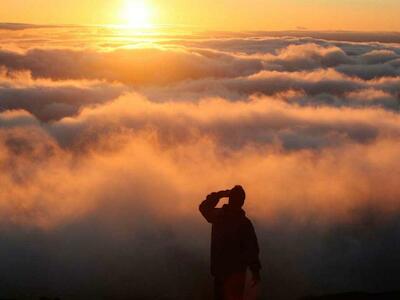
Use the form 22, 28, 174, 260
199, 195, 261, 277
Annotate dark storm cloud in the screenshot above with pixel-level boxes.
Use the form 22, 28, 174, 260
1, 27, 400, 300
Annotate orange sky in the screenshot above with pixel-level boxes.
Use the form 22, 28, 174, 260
0, 0, 399, 31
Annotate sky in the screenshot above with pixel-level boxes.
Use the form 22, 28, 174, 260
0, 0, 400, 31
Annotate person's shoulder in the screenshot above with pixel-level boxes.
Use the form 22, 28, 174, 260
242, 215, 255, 227
245, 216, 252, 223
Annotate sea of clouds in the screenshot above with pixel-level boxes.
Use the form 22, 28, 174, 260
1, 25, 400, 300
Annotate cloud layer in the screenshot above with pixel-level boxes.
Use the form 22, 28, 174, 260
1, 25, 400, 300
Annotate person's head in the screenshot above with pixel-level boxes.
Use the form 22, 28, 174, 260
228, 185, 246, 209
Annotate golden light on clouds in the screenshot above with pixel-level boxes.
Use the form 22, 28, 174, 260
120, 0, 153, 28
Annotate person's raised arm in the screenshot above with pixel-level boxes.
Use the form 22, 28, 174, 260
199, 190, 230, 223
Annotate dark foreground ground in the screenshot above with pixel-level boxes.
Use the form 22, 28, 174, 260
302, 291, 400, 300
2, 291, 400, 300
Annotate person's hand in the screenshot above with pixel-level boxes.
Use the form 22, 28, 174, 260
216, 189, 231, 198
207, 190, 230, 201
251, 271, 261, 287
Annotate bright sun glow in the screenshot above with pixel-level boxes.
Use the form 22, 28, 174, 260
120, 1, 152, 28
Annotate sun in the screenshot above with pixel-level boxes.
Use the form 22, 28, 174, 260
120, 1, 152, 28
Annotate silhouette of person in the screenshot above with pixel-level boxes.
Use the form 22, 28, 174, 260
199, 185, 261, 300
